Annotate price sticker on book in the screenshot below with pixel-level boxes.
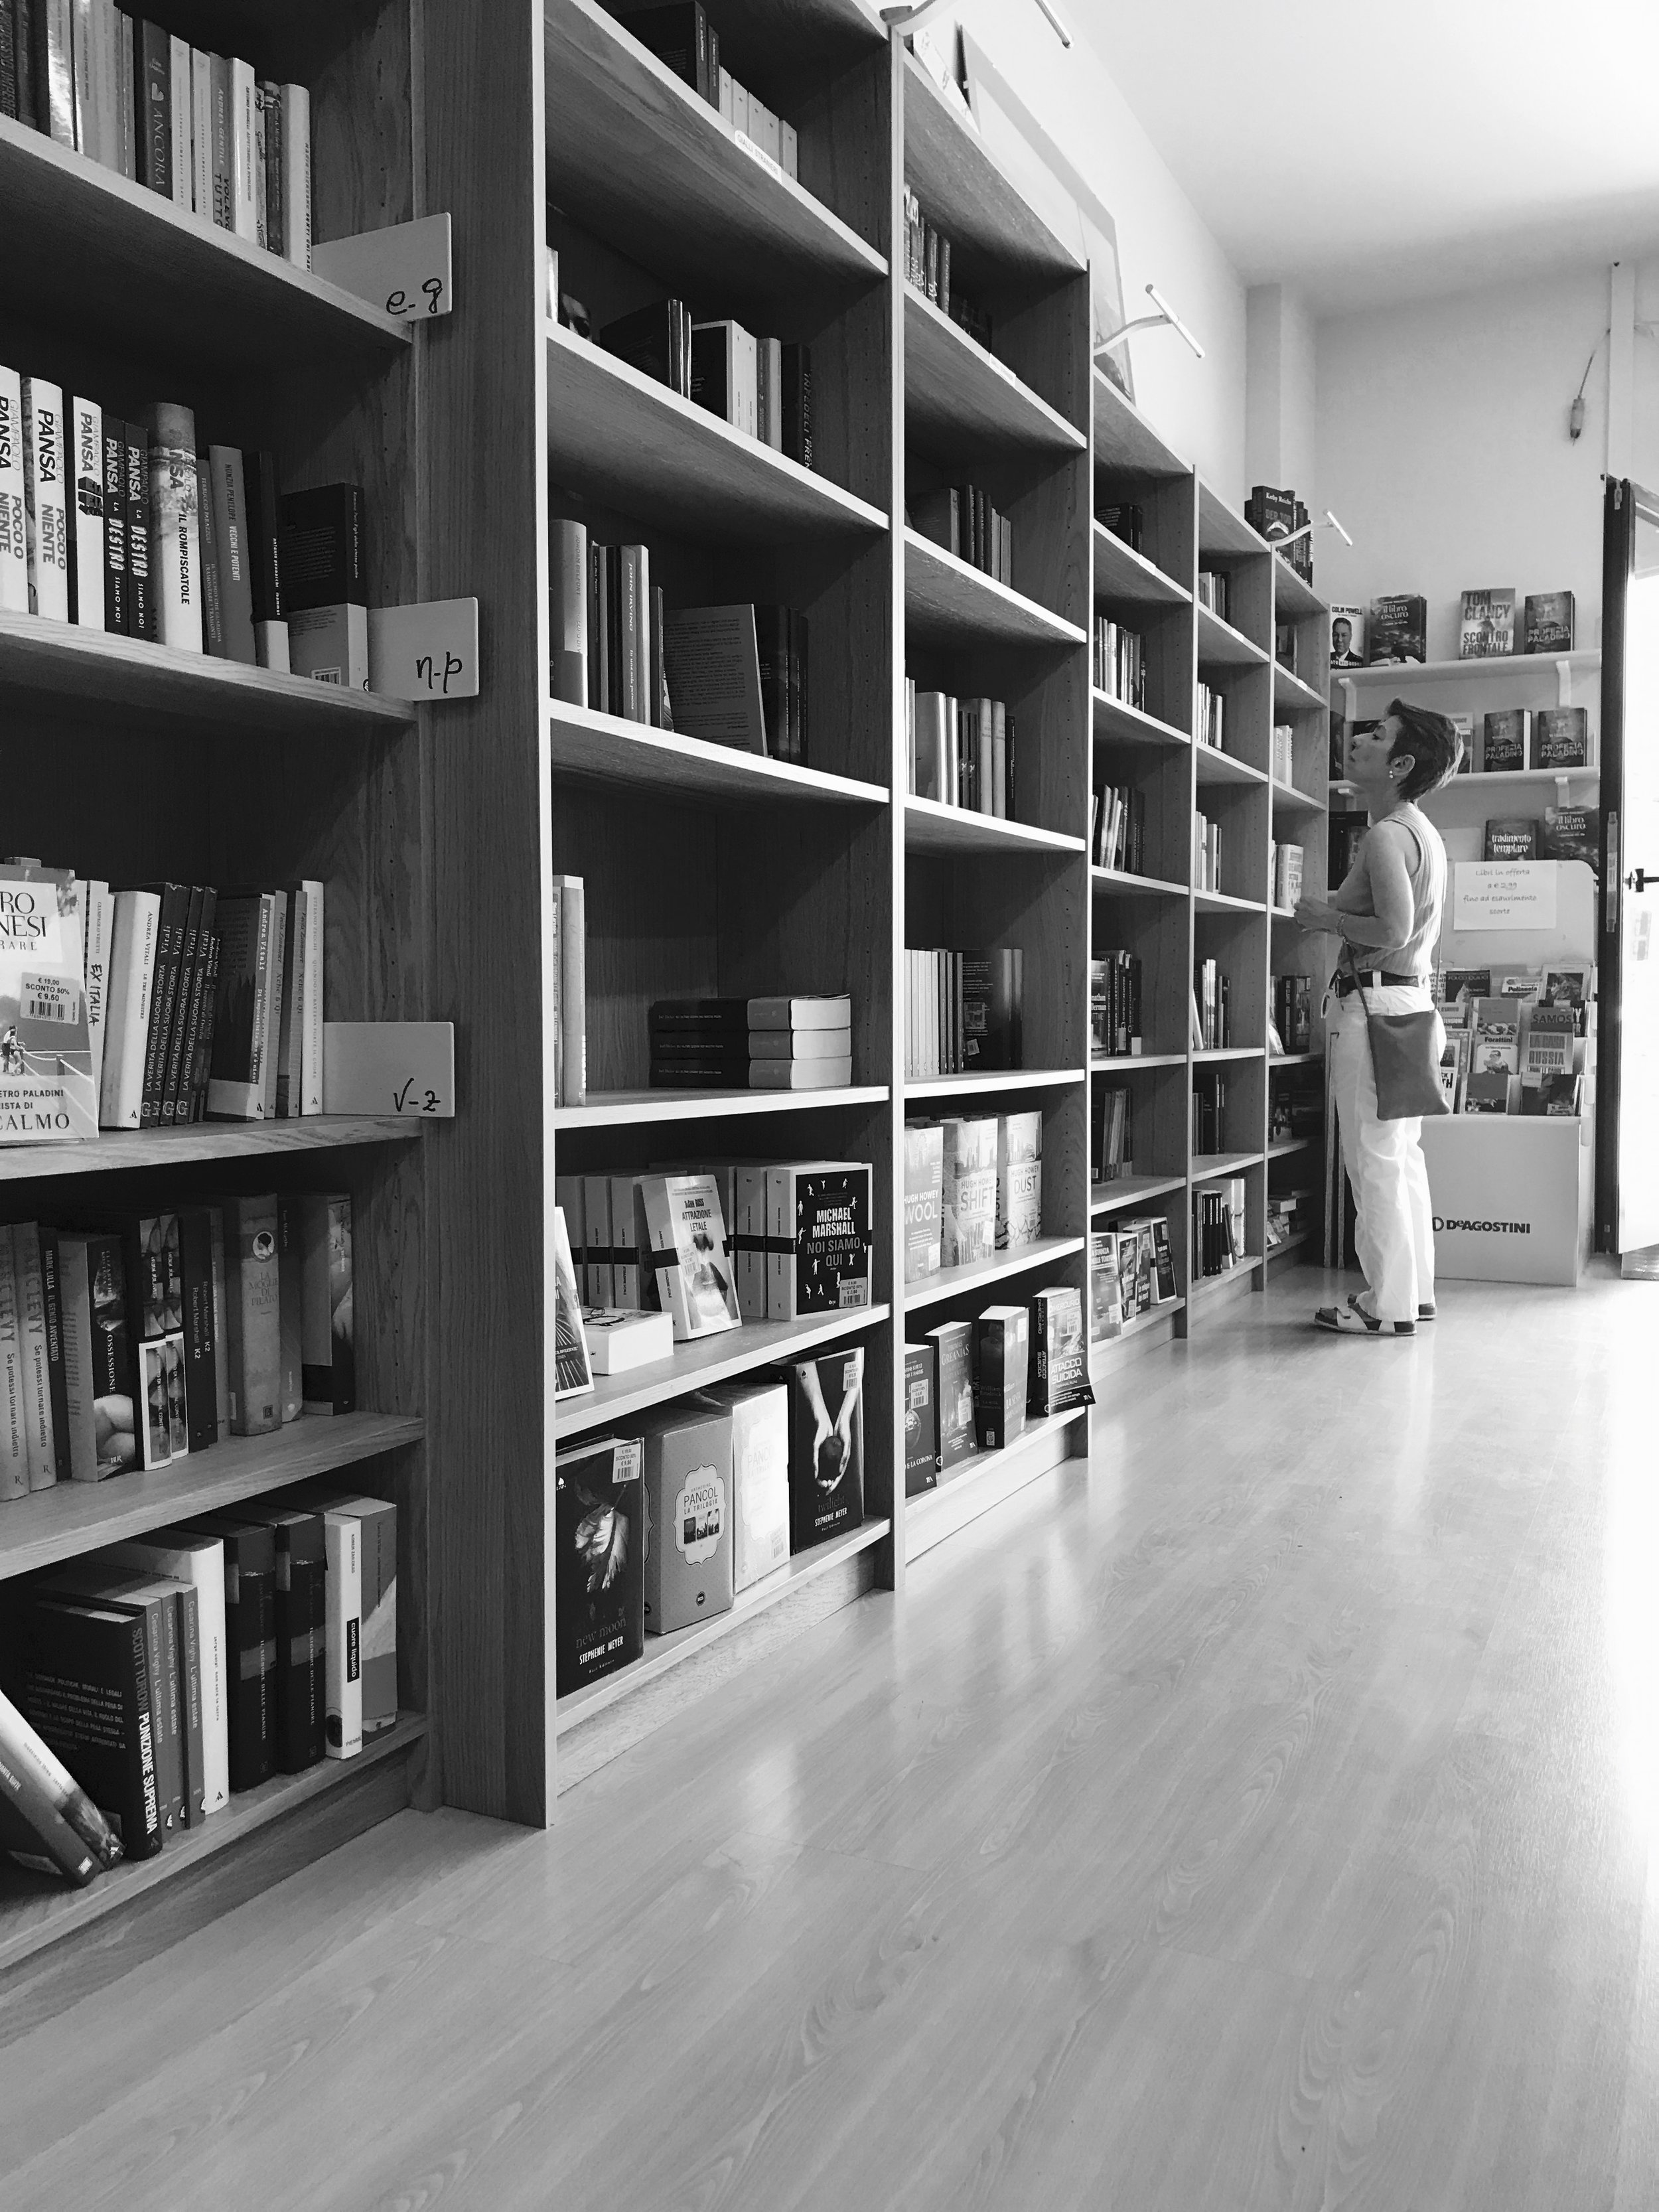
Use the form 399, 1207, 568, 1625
323, 1022, 455, 1118
313, 213, 453, 321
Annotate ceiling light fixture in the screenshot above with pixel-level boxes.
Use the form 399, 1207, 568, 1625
1095, 283, 1204, 365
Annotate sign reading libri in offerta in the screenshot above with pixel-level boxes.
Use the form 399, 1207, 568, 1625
1453, 860, 1559, 932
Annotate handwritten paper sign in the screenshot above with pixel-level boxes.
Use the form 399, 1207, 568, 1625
368, 598, 479, 702
313, 213, 453, 321
324, 1023, 455, 1119
1453, 860, 1559, 932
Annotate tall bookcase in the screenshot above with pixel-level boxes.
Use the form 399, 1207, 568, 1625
0, 1, 1331, 2012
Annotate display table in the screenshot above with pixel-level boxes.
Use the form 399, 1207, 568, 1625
1419, 1114, 1594, 1286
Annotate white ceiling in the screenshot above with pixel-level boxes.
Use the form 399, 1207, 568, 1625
1068, 0, 1659, 315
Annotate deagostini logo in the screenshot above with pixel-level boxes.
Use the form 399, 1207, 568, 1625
1433, 1216, 1531, 1234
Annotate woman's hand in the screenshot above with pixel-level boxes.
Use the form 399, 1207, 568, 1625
1293, 896, 1343, 934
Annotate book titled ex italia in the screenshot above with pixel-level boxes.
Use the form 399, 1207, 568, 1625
765, 1161, 871, 1319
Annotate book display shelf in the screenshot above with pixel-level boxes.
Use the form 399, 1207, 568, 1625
1090, 382, 1331, 1347
1, 0, 437, 2012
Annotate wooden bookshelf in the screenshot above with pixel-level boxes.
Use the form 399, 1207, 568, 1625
0, 1118, 421, 1185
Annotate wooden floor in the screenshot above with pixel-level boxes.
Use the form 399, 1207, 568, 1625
7, 1261, 1658, 2210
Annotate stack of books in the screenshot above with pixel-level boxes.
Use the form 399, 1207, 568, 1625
648, 995, 851, 1091
1193, 1178, 1248, 1276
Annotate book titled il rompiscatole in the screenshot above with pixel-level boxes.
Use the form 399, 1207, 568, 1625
20, 1594, 163, 1860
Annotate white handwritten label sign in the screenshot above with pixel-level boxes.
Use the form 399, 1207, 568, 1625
368, 597, 479, 702
324, 1023, 455, 1119
313, 213, 453, 321
1453, 860, 1559, 932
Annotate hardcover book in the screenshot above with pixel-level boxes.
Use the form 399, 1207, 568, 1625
555, 1433, 645, 1695
635, 1173, 741, 1341
695, 1379, 790, 1593
764, 1161, 872, 1319
1029, 1286, 1095, 1418
1524, 591, 1575, 652
19, 1595, 162, 1858
1329, 604, 1365, 668
1482, 709, 1531, 773
1367, 594, 1426, 664
903, 1341, 939, 1497
902, 1120, 944, 1283
926, 1318, 977, 1470
783, 1346, 863, 1552
1535, 707, 1589, 769
1540, 805, 1599, 871
960, 948, 1022, 1070
581, 1308, 673, 1375
973, 1305, 1029, 1451
1484, 818, 1538, 861
637, 1402, 735, 1633
1459, 587, 1516, 658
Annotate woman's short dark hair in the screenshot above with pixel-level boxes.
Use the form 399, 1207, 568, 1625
1387, 700, 1462, 798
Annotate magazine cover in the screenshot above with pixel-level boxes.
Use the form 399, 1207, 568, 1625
551, 1204, 594, 1398
0, 867, 96, 1143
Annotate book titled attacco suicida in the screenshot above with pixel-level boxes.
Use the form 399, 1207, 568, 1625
0, 869, 97, 1142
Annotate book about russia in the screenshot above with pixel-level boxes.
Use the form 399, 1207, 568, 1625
0, 868, 97, 1143
636, 1173, 742, 1341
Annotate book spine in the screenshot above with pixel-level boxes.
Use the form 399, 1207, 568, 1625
168, 35, 190, 208
143, 402, 200, 651
261, 891, 286, 1118
300, 881, 323, 1113
208, 1205, 229, 1438
13, 1223, 56, 1493
261, 81, 281, 256
620, 542, 642, 723
549, 517, 587, 707
179, 1208, 216, 1453
0, 366, 27, 614
276, 879, 305, 1116
274, 1553, 323, 1771
224, 1554, 275, 1790
249, 70, 268, 248
36, 1223, 72, 1487
173, 1585, 205, 1822
190, 45, 212, 218
139, 883, 184, 1127
68, 391, 102, 626
211, 447, 257, 660
224, 1199, 281, 1434
195, 453, 223, 653
123, 420, 151, 638
280, 82, 310, 267
135, 17, 169, 192
93, 413, 126, 630
210, 50, 233, 227
36, 0, 72, 143
22, 376, 70, 621
277, 1195, 303, 1421
0, 5, 17, 121
98, 889, 156, 1128
557, 877, 587, 1106
188, 924, 220, 1121
0, 1228, 25, 1502
323, 1512, 363, 1759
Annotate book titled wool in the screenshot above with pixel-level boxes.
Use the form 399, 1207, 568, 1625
556, 1434, 645, 1694
1029, 1287, 1095, 1418
765, 1161, 871, 1318
635, 1173, 741, 1341
1459, 587, 1515, 658
902, 1120, 943, 1283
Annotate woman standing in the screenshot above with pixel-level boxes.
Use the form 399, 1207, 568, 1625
1293, 701, 1461, 1337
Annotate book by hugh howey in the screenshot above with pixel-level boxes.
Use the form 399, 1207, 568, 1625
903, 1340, 939, 1496
555, 1432, 645, 1694
0, 866, 96, 1142
941, 1115, 997, 1269
637, 1401, 734, 1632
783, 1345, 863, 1553
902, 1120, 944, 1283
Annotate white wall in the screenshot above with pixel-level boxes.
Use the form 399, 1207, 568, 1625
1312, 261, 1659, 660
1245, 284, 1317, 500
918, 0, 1248, 499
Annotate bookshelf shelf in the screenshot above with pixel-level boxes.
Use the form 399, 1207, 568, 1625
0, 613, 416, 741
545, 699, 889, 809
1092, 690, 1191, 750
0, 1714, 429, 1982
1091, 866, 1188, 897
904, 1234, 1088, 1316
901, 50, 1082, 283
1090, 1172, 1187, 1214
1093, 525, 1192, 610
1333, 649, 1603, 690
1269, 903, 1297, 921
904, 289, 1084, 457
1273, 664, 1327, 715
1092, 368, 1189, 479
544, 0, 887, 319
1094, 1297, 1183, 1351
1195, 1047, 1263, 1064
904, 1408, 1086, 1562
1417, 767, 1602, 793
1092, 1053, 1185, 1070
905, 799, 1085, 857
1269, 1137, 1315, 1159
904, 1067, 1087, 1102
0, 1118, 422, 1187
0, 115, 413, 367
1189, 1256, 1263, 1302
1195, 603, 1269, 669
545, 321, 889, 542
1192, 1149, 1264, 1181
1270, 1053, 1322, 1069
0, 1413, 425, 1584
904, 530, 1088, 649
1195, 747, 1268, 789
554, 1517, 892, 1735
1194, 888, 1265, 915
553, 1084, 890, 1131
1265, 1230, 1313, 1262
1273, 557, 1325, 623
555, 1305, 891, 1440
1197, 482, 1269, 562
1271, 778, 1327, 814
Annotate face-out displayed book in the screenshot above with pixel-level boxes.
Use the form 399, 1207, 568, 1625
551, 1203, 595, 1396
632, 1173, 741, 1343
1524, 592, 1575, 653
1459, 587, 1516, 658
1367, 594, 1426, 664
0, 866, 97, 1145
781, 1346, 864, 1553
1329, 604, 1365, 668
1029, 1288, 1094, 1419
555, 1433, 645, 1696
1534, 707, 1591, 769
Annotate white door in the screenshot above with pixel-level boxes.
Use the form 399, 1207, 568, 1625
1604, 482, 1659, 1252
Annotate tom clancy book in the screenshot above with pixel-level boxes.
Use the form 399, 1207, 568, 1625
1029, 1287, 1094, 1418
783, 1345, 863, 1552
765, 1161, 872, 1319
1524, 591, 1575, 653
1367, 594, 1426, 664
973, 1305, 1029, 1451
926, 1319, 976, 1471
1482, 708, 1530, 773
634, 1172, 741, 1341
994, 1110, 1043, 1252
555, 1432, 644, 1694
1535, 707, 1589, 769
1540, 804, 1600, 873
1459, 587, 1516, 658
902, 1120, 943, 1284
0, 866, 96, 1143
903, 1341, 938, 1496
1484, 818, 1538, 861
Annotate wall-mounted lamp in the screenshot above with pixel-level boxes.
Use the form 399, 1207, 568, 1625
881, 0, 1072, 49
1095, 283, 1204, 365
1277, 509, 1353, 553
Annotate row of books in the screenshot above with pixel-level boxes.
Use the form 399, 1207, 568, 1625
0, 1193, 353, 1501
1193, 958, 1231, 1053
1437, 964, 1591, 1027
900, 186, 991, 350
904, 948, 1022, 1080
1092, 784, 1147, 875
1197, 680, 1225, 751
1270, 1084, 1321, 1147
905, 1286, 1092, 1499
609, 2, 800, 177
1099, 502, 1143, 554
1194, 809, 1222, 893
1273, 972, 1313, 1055
1246, 486, 1312, 583
1091, 1082, 1134, 1185
0, 377, 362, 680
0, 863, 323, 1146
555, 1150, 871, 1345
902, 1112, 1043, 1282
594, 299, 815, 471
646, 993, 852, 1094
1192, 1177, 1249, 1277
1481, 808, 1600, 867
1447, 707, 1593, 774
1271, 725, 1296, 785
1265, 1186, 1309, 1249
913, 483, 1013, 586
1192, 1069, 1231, 1155
1, 1491, 393, 1883
1275, 621, 1297, 676
1092, 950, 1144, 1059
1196, 567, 1231, 623
1439, 991, 1586, 1117
1331, 590, 1577, 669
0, 5, 311, 267
1269, 841, 1304, 911
1094, 618, 1145, 710
1091, 1215, 1178, 1339
906, 686, 1016, 817
557, 1352, 859, 1697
